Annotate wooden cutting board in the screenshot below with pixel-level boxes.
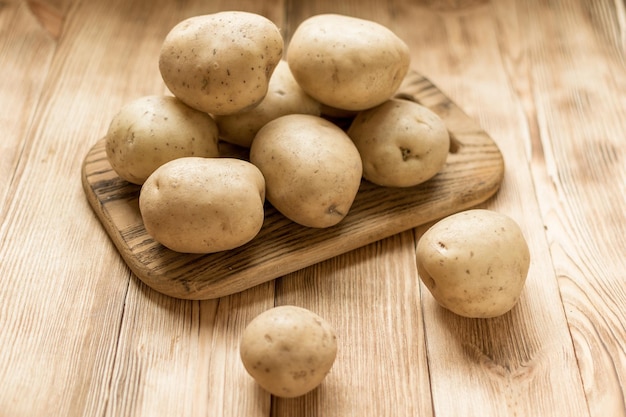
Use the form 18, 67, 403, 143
81, 71, 505, 300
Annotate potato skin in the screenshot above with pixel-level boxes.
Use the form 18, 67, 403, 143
347, 99, 450, 187
287, 14, 410, 111
416, 209, 530, 318
105, 95, 219, 184
240, 305, 337, 398
159, 11, 284, 115
249, 114, 363, 228
214, 60, 321, 148
139, 157, 265, 254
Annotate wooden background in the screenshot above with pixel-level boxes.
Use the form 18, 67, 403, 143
1, 0, 625, 416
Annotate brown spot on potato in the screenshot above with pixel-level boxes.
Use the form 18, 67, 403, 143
291, 370, 308, 380
327, 205, 344, 216
400, 147, 412, 161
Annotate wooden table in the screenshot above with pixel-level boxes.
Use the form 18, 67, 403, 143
2, 1, 624, 416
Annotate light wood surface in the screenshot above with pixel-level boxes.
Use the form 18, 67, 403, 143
1, 0, 624, 416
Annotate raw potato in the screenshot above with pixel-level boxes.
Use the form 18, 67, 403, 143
159, 11, 284, 115
287, 14, 410, 111
240, 305, 337, 398
105, 95, 219, 184
214, 60, 321, 148
416, 209, 531, 318
139, 157, 265, 254
249, 114, 363, 228
347, 98, 450, 187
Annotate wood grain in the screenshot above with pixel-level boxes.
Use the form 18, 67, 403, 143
0, 1, 57, 215
393, 2, 593, 416
272, 231, 433, 416
81, 71, 504, 300
492, 1, 626, 415
1, 0, 625, 416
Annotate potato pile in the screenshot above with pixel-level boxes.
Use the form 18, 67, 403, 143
104, 11, 451, 254
101, 10, 532, 398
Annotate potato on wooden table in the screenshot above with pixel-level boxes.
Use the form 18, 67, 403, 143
287, 14, 410, 111
215, 60, 321, 148
240, 305, 337, 398
347, 98, 450, 187
139, 157, 265, 254
416, 209, 531, 318
105, 95, 219, 185
159, 11, 284, 115
249, 114, 363, 228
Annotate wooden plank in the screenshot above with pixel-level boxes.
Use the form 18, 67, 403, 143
103, 283, 274, 417
392, 1, 592, 416
272, 231, 433, 417
0, 0, 154, 414
492, 0, 626, 415
0, 3, 126, 416
0, 1, 58, 213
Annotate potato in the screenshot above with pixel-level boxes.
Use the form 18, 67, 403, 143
287, 14, 410, 111
214, 60, 321, 148
249, 114, 363, 228
105, 95, 219, 185
240, 305, 337, 398
416, 209, 531, 318
159, 11, 284, 115
139, 157, 265, 254
347, 98, 450, 187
